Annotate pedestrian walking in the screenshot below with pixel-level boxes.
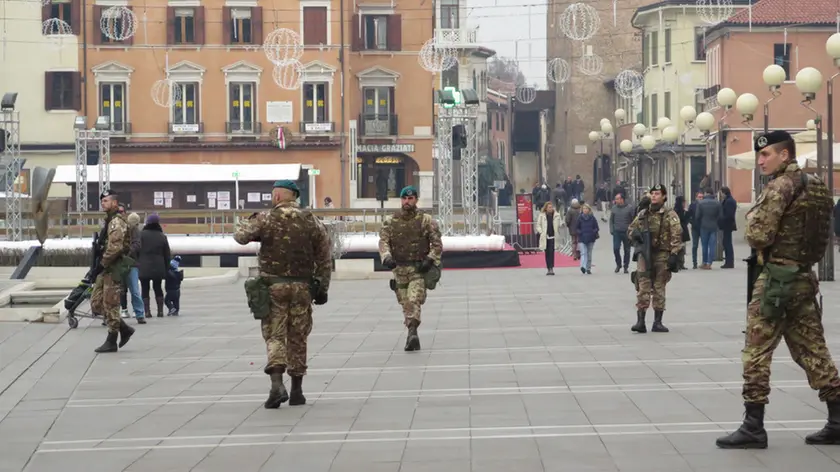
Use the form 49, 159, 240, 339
537, 201, 563, 275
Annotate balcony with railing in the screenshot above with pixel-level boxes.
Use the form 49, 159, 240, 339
226, 121, 262, 135
359, 114, 398, 137
299, 121, 335, 134
168, 122, 204, 135
110, 122, 132, 135
434, 27, 479, 48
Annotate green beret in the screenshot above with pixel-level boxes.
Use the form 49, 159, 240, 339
400, 186, 418, 198
273, 180, 300, 196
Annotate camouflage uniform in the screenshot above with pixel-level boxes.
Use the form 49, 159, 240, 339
627, 192, 681, 333
379, 194, 443, 351
90, 211, 130, 334
717, 131, 840, 449
234, 184, 331, 408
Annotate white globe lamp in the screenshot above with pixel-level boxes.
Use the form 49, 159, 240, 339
656, 116, 672, 130
640, 135, 657, 151
717, 87, 737, 109
662, 126, 679, 143
696, 111, 716, 132
589, 131, 601, 142
600, 118, 611, 128
795, 67, 823, 101
679, 106, 697, 123
632, 123, 646, 137
807, 119, 816, 130
615, 108, 627, 122
619, 139, 633, 153
735, 93, 760, 121
763, 64, 786, 91
601, 121, 614, 135
827, 33, 840, 67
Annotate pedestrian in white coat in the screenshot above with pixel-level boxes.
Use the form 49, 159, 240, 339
537, 201, 564, 275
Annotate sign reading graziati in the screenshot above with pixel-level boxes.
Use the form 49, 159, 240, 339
357, 144, 415, 153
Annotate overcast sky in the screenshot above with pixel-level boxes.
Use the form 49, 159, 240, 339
467, 0, 548, 88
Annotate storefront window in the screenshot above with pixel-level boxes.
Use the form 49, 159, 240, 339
355, 155, 412, 199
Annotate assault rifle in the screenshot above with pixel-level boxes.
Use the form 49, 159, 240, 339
745, 249, 759, 305
84, 228, 107, 284
630, 198, 653, 289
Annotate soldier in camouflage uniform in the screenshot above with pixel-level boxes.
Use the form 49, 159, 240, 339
717, 131, 840, 449
234, 180, 331, 409
91, 190, 136, 353
627, 184, 682, 334
379, 186, 443, 351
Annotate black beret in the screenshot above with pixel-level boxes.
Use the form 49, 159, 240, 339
755, 130, 793, 152
100, 189, 118, 199
649, 184, 667, 195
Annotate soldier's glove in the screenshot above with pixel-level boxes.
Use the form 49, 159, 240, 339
248, 212, 259, 220
382, 256, 397, 270
418, 258, 435, 273
667, 254, 680, 273
313, 291, 328, 305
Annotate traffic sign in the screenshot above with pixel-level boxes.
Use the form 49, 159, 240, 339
308, 169, 320, 176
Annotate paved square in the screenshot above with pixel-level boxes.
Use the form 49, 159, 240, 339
4, 240, 840, 472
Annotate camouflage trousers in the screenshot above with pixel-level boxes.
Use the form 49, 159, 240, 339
393, 265, 427, 327
261, 282, 313, 377
90, 272, 122, 334
635, 253, 671, 311
743, 273, 840, 404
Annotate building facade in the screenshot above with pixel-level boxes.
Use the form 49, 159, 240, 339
486, 88, 511, 175
3, 0, 81, 199
60, 0, 435, 209
705, 0, 840, 202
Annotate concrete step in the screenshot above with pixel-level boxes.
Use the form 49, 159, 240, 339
9, 289, 69, 305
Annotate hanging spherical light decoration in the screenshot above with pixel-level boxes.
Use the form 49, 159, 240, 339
263, 28, 304, 66
99, 6, 138, 42
516, 86, 537, 104
546, 58, 570, 84
272, 61, 304, 90
150, 79, 182, 108
696, 0, 734, 25
614, 69, 644, 99
42, 18, 73, 49
577, 52, 604, 76
558, 3, 601, 41
418, 39, 456, 73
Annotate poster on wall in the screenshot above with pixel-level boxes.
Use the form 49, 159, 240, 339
164, 191, 174, 199
217, 191, 231, 201
247, 192, 260, 202
261, 193, 271, 201
186, 195, 196, 202
208, 198, 216, 208
153, 198, 164, 206
515, 194, 534, 234
164, 198, 172, 208
207, 192, 217, 200
218, 200, 231, 210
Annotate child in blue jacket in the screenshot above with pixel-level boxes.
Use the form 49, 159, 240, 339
165, 255, 183, 316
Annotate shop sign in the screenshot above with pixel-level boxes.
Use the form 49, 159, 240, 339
357, 144, 415, 154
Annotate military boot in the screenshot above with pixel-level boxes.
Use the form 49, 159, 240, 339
651, 310, 669, 333
289, 375, 306, 405
155, 296, 164, 317
143, 298, 151, 319
94, 332, 119, 353
118, 319, 135, 348
264, 370, 289, 409
716, 403, 768, 449
405, 324, 421, 351
631, 310, 647, 333
805, 400, 840, 445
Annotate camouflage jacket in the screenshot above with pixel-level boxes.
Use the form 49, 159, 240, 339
627, 204, 682, 255
378, 209, 443, 265
101, 212, 130, 268
233, 201, 332, 291
746, 161, 827, 266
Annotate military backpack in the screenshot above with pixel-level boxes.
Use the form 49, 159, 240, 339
796, 172, 834, 266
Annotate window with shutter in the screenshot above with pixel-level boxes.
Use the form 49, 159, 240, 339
172, 82, 200, 128
99, 83, 127, 133
363, 15, 388, 50
229, 8, 252, 44
45, 72, 75, 111
302, 82, 329, 126
228, 83, 255, 132
100, 6, 131, 43
440, 0, 458, 28
173, 8, 196, 44
303, 7, 328, 45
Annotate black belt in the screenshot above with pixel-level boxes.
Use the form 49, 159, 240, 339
395, 261, 423, 266
264, 276, 310, 284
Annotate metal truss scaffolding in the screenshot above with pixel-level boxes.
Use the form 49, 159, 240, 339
1, 110, 22, 241
436, 105, 479, 236
74, 129, 111, 214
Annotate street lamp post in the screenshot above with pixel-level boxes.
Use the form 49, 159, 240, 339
759, 64, 786, 198
678, 106, 697, 197
632, 124, 647, 200
796, 66, 833, 281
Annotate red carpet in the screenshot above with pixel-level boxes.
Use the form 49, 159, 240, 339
517, 252, 580, 269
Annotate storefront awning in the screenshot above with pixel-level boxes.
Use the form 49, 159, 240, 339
727, 130, 829, 170
53, 164, 302, 183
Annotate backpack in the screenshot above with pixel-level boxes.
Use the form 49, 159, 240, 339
795, 172, 834, 265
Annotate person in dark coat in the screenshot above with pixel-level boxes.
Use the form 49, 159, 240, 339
138, 214, 171, 317
674, 195, 692, 270
165, 255, 184, 316
695, 188, 722, 269
687, 191, 703, 269
574, 204, 599, 274
719, 186, 737, 268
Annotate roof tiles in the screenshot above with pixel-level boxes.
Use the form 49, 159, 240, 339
725, 0, 839, 25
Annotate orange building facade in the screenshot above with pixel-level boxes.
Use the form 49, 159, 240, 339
66, 0, 435, 208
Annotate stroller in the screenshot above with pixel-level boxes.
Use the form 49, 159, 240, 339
64, 233, 104, 329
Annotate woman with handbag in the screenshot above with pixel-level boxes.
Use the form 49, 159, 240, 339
537, 201, 563, 275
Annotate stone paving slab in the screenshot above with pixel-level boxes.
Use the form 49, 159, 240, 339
3, 241, 840, 471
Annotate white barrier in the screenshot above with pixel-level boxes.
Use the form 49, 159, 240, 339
0, 234, 508, 254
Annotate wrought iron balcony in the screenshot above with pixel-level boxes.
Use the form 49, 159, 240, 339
359, 114, 398, 137
226, 121, 262, 134
168, 122, 204, 134
434, 27, 479, 48
299, 121, 335, 134
110, 122, 131, 134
